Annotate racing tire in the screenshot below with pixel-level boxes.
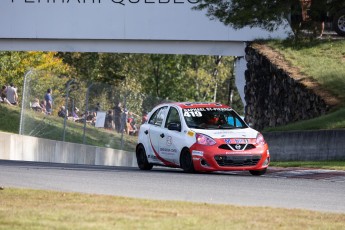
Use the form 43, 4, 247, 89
180, 149, 195, 173
249, 168, 267, 176
333, 9, 345, 37
136, 145, 153, 170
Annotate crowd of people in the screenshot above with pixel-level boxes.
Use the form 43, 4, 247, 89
47, 98, 145, 136
65, 102, 144, 136
1, 85, 148, 136
56, 105, 97, 125
105, 102, 143, 135
29, 88, 53, 115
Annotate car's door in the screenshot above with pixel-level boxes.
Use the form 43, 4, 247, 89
147, 106, 169, 164
158, 106, 184, 165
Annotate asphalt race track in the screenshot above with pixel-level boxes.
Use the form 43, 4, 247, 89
1, 160, 345, 213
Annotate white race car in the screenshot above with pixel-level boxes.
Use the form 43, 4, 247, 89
136, 102, 270, 175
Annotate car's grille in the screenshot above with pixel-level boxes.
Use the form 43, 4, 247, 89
218, 144, 256, 151
214, 155, 261, 167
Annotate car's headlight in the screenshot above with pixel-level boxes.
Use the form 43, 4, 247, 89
256, 133, 266, 146
196, 133, 216, 146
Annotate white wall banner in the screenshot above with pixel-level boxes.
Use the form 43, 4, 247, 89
0, 0, 290, 41
95, 111, 106, 128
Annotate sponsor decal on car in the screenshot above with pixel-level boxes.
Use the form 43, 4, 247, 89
192, 150, 204, 156
187, 131, 195, 137
224, 138, 248, 144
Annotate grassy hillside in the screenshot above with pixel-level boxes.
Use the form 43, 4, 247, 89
0, 105, 20, 133
266, 39, 345, 102
263, 39, 345, 131
0, 104, 137, 152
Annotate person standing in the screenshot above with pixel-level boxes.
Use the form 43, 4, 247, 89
6, 83, 18, 105
95, 102, 101, 114
104, 110, 115, 130
113, 102, 123, 133
44, 88, 53, 115
310, 0, 327, 38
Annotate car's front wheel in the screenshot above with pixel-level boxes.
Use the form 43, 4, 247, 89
180, 148, 195, 173
136, 145, 153, 170
333, 9, 345, 36
249, 168, 267, 176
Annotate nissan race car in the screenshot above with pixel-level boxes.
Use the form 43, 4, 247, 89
136, 102, 270, 175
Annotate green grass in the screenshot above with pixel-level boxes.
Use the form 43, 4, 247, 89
0, 105, 20, 133
264, 107, 345, 131
1, 188, 345, 230
270, 161, 345, 170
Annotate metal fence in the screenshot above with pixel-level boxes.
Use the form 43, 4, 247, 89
19, 70, 165, 152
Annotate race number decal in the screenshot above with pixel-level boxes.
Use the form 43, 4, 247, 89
184, 111, 202, 117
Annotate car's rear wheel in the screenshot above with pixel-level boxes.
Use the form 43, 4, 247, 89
180, 148, 195, 173
333, 9, 345, 36
249, 168, 267, 176
136, 145, 153, 170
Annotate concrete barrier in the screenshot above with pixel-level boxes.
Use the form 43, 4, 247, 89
1, 130, 345, 164
0, 131, 138, 167
264, 130, 345, 161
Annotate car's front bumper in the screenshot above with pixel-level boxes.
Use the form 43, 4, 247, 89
190, 143, 270, 172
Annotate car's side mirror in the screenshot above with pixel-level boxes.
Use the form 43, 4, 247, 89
167, 123, 181, 132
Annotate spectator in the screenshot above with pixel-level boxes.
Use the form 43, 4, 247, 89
31, 98, 43, 112
0, 97, 13, 106
127, 112, 138, 135
122, 107, 129, 134
44, 88, 53, 115
1, 85, 7, 99
0, 85, 12, 106
86, 111, 97, 125
113, 102, 123, 133
71, 107, 81, 122
58, 106, 68, 118
77, 111, 89, 123
104, 110, 115, 130
6, 83, 18, 105
142, 112, 148, 124
40, 100, 47, 114
310, 0, 327, 38
95, 102, 101, 114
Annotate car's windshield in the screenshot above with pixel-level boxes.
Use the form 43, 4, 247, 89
183, 107, 247, 129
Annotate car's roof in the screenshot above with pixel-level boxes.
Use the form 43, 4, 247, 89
160, 102, 231, 109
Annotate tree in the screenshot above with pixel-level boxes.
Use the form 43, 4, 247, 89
0, 51, 72, 105
194, 0, 298, 31
193, 0, 341, 36
56, 52, 245, 115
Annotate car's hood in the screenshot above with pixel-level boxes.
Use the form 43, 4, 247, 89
189, 127, 258, 139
